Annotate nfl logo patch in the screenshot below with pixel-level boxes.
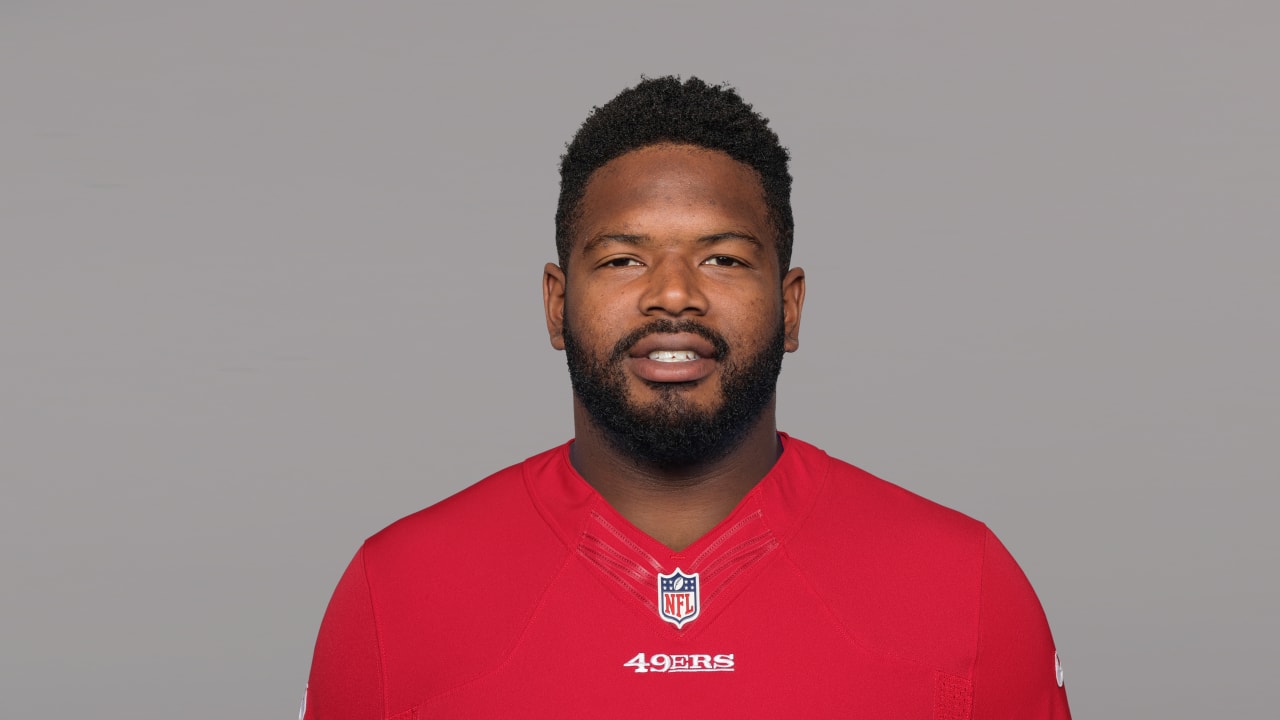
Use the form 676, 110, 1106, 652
657, 569, 700, 629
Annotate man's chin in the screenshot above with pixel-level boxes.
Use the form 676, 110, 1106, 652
625, 384, 723, 416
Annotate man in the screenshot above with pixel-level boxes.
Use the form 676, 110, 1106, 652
304, 77, 1071, 719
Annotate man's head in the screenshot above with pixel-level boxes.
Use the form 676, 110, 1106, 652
556, 76, 794, 274
545, 79, 804, 471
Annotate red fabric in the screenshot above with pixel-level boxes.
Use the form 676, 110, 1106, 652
305, 436, 1070, 718
306, 548, 384, 720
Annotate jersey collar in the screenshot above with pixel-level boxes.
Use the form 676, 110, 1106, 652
525, 432, 831, 563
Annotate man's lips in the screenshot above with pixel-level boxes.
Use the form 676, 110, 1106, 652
626, 332, 719, 384
627, 333, 718, 360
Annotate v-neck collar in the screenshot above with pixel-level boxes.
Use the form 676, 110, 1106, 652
524, 433, 832, 634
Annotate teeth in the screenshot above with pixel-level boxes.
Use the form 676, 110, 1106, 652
648, 349, 699, 362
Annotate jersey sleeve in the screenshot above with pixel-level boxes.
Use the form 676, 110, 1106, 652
304, 544, 385, 720
971, 528, 1072, 719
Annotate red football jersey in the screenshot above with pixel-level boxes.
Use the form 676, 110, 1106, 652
304, 435, 1070, 719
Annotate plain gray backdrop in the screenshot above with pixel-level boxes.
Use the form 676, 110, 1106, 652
3, 1, 1276, 717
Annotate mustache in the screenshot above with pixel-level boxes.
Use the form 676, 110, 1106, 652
609, 319, 730, 363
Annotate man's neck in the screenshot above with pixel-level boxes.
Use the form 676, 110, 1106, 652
568, 402, 782, 552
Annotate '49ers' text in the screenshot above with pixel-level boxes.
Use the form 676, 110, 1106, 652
623, 652, 735, 673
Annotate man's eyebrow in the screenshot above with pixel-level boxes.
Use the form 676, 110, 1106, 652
697, 232, 762, 247
582, 233, 647, 253
581, 231, 762, 253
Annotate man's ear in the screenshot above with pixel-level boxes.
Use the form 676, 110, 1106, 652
782, 267, 805, 353
543, 262, 567, 350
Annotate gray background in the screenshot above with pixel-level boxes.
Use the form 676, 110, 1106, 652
2, 1, 1276, 717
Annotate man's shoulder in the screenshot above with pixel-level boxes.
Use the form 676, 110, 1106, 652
361, 444, 569, 567
335, 445, 574, 697
787, 436, 988, 543
784, 438, 995, 674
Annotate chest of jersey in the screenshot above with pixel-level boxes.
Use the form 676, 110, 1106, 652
397, 553, 958, 719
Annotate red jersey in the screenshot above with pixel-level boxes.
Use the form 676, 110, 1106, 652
304, 435, 1070, 719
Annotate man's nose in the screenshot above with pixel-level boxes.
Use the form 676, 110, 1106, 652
640, 256, 709, 317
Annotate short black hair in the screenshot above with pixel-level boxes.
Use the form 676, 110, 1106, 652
556, 76, 793, 273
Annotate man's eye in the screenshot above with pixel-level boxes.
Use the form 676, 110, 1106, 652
704, 256, 742, 267
604, 257, 642, 267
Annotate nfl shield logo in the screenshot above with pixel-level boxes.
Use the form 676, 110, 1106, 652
657, 569, 700, 629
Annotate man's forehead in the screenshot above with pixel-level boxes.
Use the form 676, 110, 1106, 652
575, 144, 772, 239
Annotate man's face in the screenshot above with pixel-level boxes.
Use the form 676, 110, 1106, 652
544, 144, 805, 469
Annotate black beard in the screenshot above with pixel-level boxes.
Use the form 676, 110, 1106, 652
562, 316, 786, 472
